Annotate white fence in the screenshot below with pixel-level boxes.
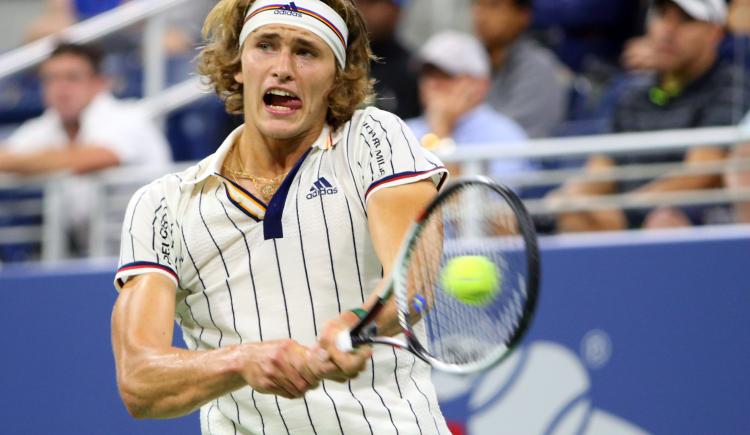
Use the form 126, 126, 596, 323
1, 125, 748, 262
0, 0, 749, 263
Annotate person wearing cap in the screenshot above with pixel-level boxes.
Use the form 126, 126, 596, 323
356, 0, 422, 119
551, 0, 750, 233
406, 31, 529, 182
110, 0, 451, 433
472, 0, 568, 138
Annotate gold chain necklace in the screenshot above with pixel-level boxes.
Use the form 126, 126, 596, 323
225, 145, 289, 202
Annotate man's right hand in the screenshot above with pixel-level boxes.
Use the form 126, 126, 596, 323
307, 312, 373, 383
237, 340, 321, 399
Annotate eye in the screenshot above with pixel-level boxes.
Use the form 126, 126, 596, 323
257, 41, 273, 51
297, 48, 317, 58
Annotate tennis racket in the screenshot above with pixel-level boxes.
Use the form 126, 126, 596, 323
336, 176, 540, 374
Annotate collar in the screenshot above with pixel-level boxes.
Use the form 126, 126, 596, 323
653, 59, 722, 95
44, 91, 115, 138
181, 123, 339, 186
79, 92, 117, 121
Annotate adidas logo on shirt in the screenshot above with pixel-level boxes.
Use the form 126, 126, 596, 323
306, 177, 338, 200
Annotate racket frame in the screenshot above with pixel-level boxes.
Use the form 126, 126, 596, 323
338, 176, 540, 375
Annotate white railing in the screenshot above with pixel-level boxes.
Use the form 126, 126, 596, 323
0, 173, 68, 261
0, 0, 193, 97
437, 126, 744, 163
137, 76, 209, 119
1, 124, 749, 262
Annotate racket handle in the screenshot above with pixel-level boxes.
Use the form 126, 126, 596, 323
336, 329, 353, 352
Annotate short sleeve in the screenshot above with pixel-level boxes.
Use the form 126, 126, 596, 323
351, 108, 448, 203
114, 180, 180, 291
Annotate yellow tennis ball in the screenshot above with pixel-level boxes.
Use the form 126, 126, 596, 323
441, 256, 500, 306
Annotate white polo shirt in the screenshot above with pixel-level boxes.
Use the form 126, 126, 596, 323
115, 107, 451, 435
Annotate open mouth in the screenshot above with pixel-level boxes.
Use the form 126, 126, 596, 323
263, 88, 302, 113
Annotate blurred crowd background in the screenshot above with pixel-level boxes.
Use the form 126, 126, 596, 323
0, 0, 749, 262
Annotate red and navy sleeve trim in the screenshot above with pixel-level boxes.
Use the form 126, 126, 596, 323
364, 167, 447, 201
116, 261, 178, 288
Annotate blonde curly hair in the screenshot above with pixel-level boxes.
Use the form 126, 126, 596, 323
198, 0, 374, 129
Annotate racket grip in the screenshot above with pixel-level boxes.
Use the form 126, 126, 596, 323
336, 329, 354, 352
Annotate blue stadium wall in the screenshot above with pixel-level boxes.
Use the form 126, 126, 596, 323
1, 228, 748, 434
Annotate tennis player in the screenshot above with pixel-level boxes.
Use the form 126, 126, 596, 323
111, 0, 450, 433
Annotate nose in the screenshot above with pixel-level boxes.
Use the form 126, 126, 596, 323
271, 48, 295, 82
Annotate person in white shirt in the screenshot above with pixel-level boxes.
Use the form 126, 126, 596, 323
0, 43, 171, 252
0, 43, 170, 175
111, 1, 450, 434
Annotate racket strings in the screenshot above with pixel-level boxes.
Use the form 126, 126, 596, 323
403, 183, 530, 367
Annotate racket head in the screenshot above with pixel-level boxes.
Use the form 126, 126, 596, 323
393, 176, 540, 374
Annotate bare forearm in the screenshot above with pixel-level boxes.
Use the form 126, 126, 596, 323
0, 147, 119, 175
634, 173, 722, 194
556, 209, 627, 233
113, 274, 248, 419
117, 344, 246, 419
636, 147, 727, 194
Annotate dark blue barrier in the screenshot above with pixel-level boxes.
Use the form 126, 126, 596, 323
0, 261, 198, 434
1, 228, 749, 434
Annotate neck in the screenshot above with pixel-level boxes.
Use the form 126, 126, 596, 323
660, 52, 717, 89
488, 43, 511, 71
63, 120, 80, 141
235, 122, 325, 177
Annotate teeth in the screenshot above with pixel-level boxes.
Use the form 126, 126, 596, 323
267, 89, 297, 98
268, 105, 293, 112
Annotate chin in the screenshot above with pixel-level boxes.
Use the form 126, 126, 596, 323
258, 122, 303, 141
58, 112, 80, 123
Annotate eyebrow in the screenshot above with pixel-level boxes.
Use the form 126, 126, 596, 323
253, 31, 324, 50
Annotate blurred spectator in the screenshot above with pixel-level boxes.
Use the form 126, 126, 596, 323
552, 0, 750, 233
24, 0, 210, 58
398, 0, 474, 50
472, 0, 568, 138
357, 0, 421, 119
406, 31, 529, 181
0, 43, 171, 250
531, 0, 646, 74
627, 0, 750, 72
25, 0, 122, 43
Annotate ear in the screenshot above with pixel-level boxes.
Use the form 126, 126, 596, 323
234, 70, 244, 84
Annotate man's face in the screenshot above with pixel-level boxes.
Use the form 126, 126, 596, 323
39, 54, 105, 124
418, 65, 486, 108
236, 24, 337, 142
419, 66, 455, 106
355, 0, 400, 42
647, 2, 722, 74
472, 0, 530, 49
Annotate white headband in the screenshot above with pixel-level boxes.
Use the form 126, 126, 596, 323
239, 0, 349, 69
